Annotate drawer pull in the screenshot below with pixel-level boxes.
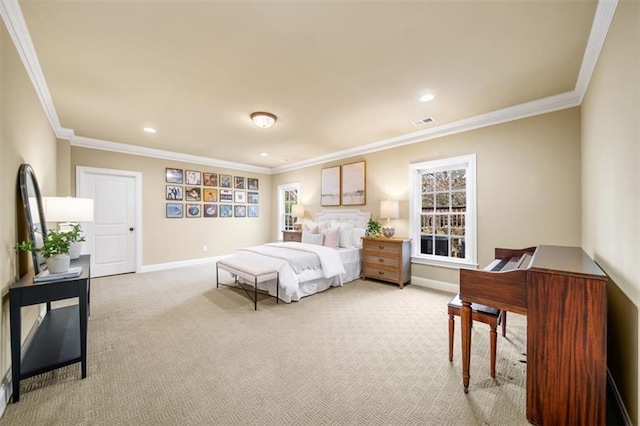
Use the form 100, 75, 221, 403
378, 245, 384, 249
378, 271, 385, 275
378, 258, 385, 263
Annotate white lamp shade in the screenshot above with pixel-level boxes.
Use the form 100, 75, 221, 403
43, 197, 94, 223
380, 200, 400, 219
292, 204, 305, 218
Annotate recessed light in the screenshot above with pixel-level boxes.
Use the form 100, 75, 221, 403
420, 94, 435, 103
260, 152, 268, 157
143, 127, 157, 133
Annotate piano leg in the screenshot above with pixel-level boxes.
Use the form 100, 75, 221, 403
461, 300, 472, 393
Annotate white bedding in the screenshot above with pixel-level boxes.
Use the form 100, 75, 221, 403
228, 243, 361, 303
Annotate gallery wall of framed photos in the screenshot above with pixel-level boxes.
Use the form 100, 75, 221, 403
165, 167, 260, 219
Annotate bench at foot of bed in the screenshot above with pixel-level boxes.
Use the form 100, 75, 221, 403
216, 258, 280, 310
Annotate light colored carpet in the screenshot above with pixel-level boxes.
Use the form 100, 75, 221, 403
2, 265, 529, 425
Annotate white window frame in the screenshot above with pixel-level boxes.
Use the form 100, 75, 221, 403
277, 182, 300, 240
408, 154, 477, 268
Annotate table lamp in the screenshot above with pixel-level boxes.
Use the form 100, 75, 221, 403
292, 204, 305, 231
380, 200, 400, 238
43, 196, 94, 259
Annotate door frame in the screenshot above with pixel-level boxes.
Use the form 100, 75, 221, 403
76, 166, 143, 273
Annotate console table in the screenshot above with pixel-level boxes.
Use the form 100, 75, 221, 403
9, 255, 90, 402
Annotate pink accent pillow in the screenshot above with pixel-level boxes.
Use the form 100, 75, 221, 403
323, 227, 340, 249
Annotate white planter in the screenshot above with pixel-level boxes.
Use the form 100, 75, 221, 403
69, 242, 82, 259
47, 254, 70, 274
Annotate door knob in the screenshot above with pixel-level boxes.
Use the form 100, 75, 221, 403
129, 227, 134, 231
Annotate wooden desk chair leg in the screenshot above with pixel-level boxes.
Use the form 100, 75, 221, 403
490, 324, 497, 378
500, 311, 507, 337
448, 313, 455, 362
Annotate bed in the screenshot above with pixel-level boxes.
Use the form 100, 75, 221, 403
217, 209, 370, 303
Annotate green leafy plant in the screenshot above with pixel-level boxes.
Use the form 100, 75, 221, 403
366, 219, 382, 237
14, 224, 84, 259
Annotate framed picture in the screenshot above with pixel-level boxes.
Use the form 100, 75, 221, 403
166, 168, 183, 184
248, 206, 259, 217
185, 187, 201, 201
220, 174, 232, 188
166, 185, 183, 200
220, 189, 233, 203
234, 191, 246, 203
247, 178, 259, 191
186, 204, 201, 218
220, 204, 233, 217
321, 166, 341, 206
166, 203, 183, 218
203, 172, 218, 187
247, 192, 259, 204
234, 176, 246, 189
341, 161, 366, 205
185, 170, 201, 185
203, 204, 218, 217
203, 188, 218, 202
234, 205, 246, 217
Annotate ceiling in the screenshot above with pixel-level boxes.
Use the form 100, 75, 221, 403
14, 0, 602, 172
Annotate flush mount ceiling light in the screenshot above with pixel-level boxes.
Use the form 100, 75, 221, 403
420, 94, 435, 103
250, 112, 277, 129
143, 127, 157, 133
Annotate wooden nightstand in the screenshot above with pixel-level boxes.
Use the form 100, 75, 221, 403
362, 237, 411, 288
282, 230, 302, 242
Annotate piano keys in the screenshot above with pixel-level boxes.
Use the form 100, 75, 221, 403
459, 245, 607, 426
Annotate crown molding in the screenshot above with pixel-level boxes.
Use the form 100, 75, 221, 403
272, 91, 581, 173
575, 0, 618, 102
71, 136, 272, 174
0, 0, 70, 139
4, 0, 617, 174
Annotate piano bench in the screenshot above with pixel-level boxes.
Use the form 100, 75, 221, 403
447, 294, 506, 378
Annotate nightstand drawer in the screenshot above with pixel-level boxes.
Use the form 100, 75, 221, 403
363, 240, 401, 254
364, 254, 400, 268
282, 231, 302, 242
365, 266, 401, 283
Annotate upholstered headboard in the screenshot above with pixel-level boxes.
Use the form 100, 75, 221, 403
315, 209, 371, 230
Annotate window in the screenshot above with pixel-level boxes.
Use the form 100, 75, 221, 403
277, 183, 299, 238
409, 154, 476, 268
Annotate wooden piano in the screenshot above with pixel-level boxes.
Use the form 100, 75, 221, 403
459, 245, 607, 426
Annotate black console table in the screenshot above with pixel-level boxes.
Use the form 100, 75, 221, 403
9, 255, 90, 402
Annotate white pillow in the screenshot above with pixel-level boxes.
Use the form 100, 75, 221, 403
323, 227, 340, 249
352, 228, 366, 248
301, 231, 323, 245
303, 221, 319, 233
331, 220, 355, 248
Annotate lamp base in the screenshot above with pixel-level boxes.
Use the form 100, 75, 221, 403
382, 226, 395, 238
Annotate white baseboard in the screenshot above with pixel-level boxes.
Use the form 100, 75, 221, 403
141, 255, 227, 273
0, 369, 12, 417
410, 276, 458, 294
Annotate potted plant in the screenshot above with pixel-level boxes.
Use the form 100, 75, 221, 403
365, 219, 382, 238
15, 224, 83, 274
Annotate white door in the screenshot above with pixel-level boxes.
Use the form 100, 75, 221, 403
77, 166, 141, 277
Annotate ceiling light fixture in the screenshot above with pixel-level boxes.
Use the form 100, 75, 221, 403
250, 112, 277, 129
420, 94, 435, 103
143, 127, 157, 133
260, 152, 269, 157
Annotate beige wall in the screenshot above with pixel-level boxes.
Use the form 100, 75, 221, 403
273, 108, 582, 285
582, 0, 639, 422
70, 147, 273, 266
0, 21, 58, 393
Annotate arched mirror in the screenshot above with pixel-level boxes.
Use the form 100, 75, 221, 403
18, 164, 48, 274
